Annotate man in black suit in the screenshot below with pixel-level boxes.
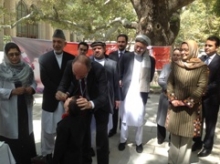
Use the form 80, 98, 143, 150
192, 36, 220, 157
77, 42, 89, 56
39, 29, 75, 163
118, 34, 155, 153
109, 34, 129, 62
56, 55, 110, 164
108, 34, 129, 137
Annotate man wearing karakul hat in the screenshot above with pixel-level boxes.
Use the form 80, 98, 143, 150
118, 34, 156, 153
38, 29, 75, 163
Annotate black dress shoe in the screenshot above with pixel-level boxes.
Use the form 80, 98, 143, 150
108, 130, 116, 137
136, 144, 143, 153
157, 138, 165, 145
192, 142, 202, 152
31, 155, 47, 164
45, 154, 53, 164
118, 142, 126, 151
32, 154, 52, 164
198, 148, 212, 157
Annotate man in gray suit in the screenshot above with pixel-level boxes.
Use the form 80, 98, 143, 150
89, 41, 120, 163
118, 34, 155, 153
90, 41, 120, 113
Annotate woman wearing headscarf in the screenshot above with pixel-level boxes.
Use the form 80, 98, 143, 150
156, 48, 182, 144
166, 40, 208, 164
0, 42, 37, 163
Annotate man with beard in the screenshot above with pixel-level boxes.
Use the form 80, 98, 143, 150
118, 34, 155, 153
108, 34, 129, 137
39, 29, 75, 163
89, 41, 120, 162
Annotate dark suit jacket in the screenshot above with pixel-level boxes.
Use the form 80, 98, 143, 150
108, 50, 129, 63
119, 52, 156, 100
90, 56, 120, 113
58, 60, 110, 113
200, 54, 220, 102
39, 50, 75, 112
53, 115, 86, 164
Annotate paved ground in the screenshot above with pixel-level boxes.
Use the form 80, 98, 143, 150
33, 94, 220, 164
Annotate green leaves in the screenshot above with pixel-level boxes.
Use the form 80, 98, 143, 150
176, 0, 220, 45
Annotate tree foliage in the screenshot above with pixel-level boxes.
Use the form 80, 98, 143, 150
176, 0, 220, 46
1, 0, 137, 41
0, 0, 198, 45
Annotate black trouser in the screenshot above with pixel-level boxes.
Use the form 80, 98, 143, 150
94, 110, 109, 164
83, 110, 109, 164
110, 107, 119, 133
157, 124, 166, 142
194, 96, 220, 150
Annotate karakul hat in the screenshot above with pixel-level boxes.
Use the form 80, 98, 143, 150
90, 41, 106, 48
53, 29, 66, 40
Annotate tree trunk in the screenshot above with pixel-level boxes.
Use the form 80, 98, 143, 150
130, 0, 195, 46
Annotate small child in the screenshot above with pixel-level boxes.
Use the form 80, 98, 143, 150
52, 97, 86, 164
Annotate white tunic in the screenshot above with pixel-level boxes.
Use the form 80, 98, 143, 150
41, 52, 64, 134
120, 56, 146, 127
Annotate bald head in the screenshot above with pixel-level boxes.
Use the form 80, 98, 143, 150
72, 55, 91, 80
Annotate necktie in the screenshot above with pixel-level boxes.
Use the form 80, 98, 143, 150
79, 78, 86, 97
204, 56, 210, 65
119, 51, 123, 58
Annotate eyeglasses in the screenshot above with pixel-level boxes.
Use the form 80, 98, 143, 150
7, 52, 20, 57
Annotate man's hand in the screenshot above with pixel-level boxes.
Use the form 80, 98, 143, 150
56, 91, 68, 101
64, 97, 73, 113
11, 87, 26, 95
115, 100, 120, 109
76, 96, 92, 110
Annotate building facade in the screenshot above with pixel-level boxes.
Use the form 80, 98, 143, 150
0, 0, 75, 50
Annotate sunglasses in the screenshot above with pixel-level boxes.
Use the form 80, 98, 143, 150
7, 52, 20, 57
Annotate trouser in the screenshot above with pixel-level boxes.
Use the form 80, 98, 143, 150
41, 130, 56, 156
110, 107, 119, 133
157, 124, 166, 142
193, 97, 220, 150
94, 110, 109, 164
84, 110, 109, 164
120, 123, 143, 146
168, 134, 192, 164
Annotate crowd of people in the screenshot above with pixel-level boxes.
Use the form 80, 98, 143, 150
0, 29, 219, 164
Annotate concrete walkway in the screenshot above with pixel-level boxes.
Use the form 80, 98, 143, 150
33, 94, 220, 164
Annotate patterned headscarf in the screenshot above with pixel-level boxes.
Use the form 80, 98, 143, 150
0, 51, 33, 86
